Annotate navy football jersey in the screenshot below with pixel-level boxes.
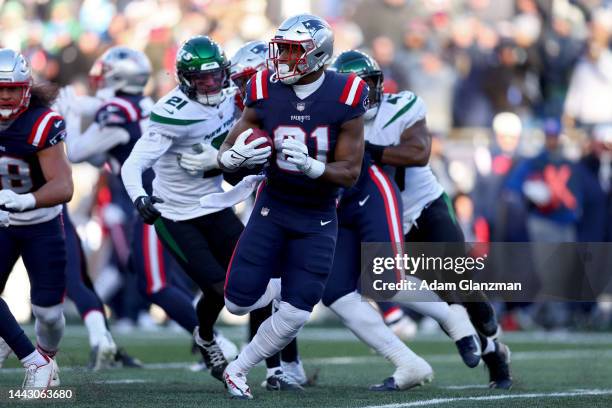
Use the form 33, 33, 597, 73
245, 69, 368, 208
0, 106, 66, 225
94, 94, 155, 194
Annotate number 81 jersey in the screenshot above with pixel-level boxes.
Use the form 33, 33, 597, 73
246, 69, 368, 208
0, 106, 66, 225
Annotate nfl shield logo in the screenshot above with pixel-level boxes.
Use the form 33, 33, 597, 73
296, 102, 305, 112
261, 207, 270, 216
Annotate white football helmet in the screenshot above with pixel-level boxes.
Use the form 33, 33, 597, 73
269, 14, 334, 85
0, 49, 33, 120
89, 46, 151, 97
230, 41, 268, 100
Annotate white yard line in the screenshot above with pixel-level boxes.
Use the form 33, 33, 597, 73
93, 379, 153, 384
1, 348, 611, 375
39, 326, 612, 345
360, 389, 612, 408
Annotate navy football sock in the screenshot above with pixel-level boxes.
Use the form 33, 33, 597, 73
150, 286, 198, 333
0, 298, 35, 359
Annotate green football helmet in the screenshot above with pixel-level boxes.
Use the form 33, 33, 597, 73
176, 36, 230, 106
330, 50, 383, 118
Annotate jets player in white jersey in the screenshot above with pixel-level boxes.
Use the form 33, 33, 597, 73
333, 50, 512, 389
121, 36, 245, 383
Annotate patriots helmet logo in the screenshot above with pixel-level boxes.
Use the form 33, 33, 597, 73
302, 19, 327, 36
250, 43, 267, 55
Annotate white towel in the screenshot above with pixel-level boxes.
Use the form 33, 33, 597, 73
200, 175, 265, 210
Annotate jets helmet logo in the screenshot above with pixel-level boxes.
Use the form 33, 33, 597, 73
302, 19, 327, 36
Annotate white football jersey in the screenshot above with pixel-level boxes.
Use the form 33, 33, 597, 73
146, 87, 238, 221
365, 92, 443, 232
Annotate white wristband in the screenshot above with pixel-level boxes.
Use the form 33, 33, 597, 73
304, 158, 325, 179
23, 193, 36, 210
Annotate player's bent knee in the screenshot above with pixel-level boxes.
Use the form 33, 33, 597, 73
321, 287, 351, 307
224, 297, 253, 316
329, 291, 381, 324
273, 302, 310, 337
32, 304, 65, 326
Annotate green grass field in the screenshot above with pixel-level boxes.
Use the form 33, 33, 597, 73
1, 326, 611, 407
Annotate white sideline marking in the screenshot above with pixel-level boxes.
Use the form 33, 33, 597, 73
1, 348, 611, 375
94, 379, 152, 384
360, 389, 612, 408
442, 384, 488, 390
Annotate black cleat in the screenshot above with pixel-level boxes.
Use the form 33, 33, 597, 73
263, 370, 304, 391
194, 330, 227, 383
115, 347, 143, 368
455, 334, 481, 368
483, 341, 512, 390
369, 377, 399, 391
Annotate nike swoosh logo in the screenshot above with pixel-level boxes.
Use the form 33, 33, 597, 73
54, 120, 63, 128
320, 220, 332, 226
162, 107, 174, 115
230, 152, 245, 161
358, 195, 370, 207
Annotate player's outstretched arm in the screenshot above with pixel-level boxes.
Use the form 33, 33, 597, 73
35, 142, 74, 207
367, 119, 431, 167
65, 122, 130, 163
322, 115, 365, 187
121, 129, 172, 201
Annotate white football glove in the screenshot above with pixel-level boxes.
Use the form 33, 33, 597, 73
54, 85, 104, 118
0, 190, 36, 212
178, 143, 219, 176
281, 137, 325, 179
53, 86, 77, 117
219, 129, 272, 170
0, 210, 9, 227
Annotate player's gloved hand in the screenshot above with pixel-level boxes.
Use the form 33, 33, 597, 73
219, 129, 271, 170
0, 210, 10, 227
281, 137, 325, 179
178, 143, 219, 176
134, 195, 164, 225
53, 86, 76, 117
0, 190, 36, 212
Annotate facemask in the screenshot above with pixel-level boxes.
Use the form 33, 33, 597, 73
197, 91, 225, 106
277, 64, 301, 85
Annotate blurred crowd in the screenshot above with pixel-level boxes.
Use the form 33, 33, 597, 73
2, 0, 612, 331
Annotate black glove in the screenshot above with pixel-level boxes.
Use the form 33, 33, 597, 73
134, 195, 164, 225
365, 141, 386, 164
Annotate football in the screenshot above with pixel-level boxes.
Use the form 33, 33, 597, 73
245, 128, 274, 150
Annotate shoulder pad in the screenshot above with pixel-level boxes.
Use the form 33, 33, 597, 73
248, 69, 270, 101
150, 89, 206, 126
381, 92, 425, 130
27, 109, 64, 148
96, 103, 129, 127
339, 73, 367, 107
103, 97, 140, 122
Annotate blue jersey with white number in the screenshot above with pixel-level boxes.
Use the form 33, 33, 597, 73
245, 69, 368, 208
0, 105, 66, 224
94, 93, 155, 194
